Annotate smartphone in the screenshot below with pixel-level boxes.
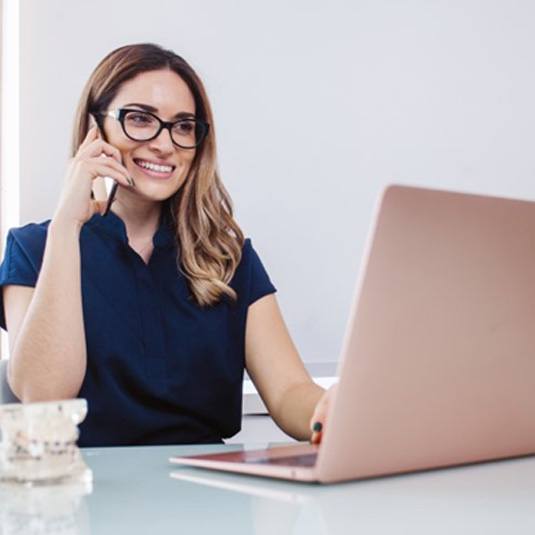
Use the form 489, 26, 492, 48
102, 182, 119, 217
90, 114, 119, 216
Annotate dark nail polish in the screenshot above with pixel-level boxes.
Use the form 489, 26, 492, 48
313, 422, 323, 433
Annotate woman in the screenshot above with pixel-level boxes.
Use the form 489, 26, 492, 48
0, 43, 333, 447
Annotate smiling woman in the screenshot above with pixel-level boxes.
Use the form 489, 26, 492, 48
0, 43, 328, 447
72, 46, 241, 302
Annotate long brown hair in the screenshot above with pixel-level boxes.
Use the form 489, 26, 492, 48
72, 43, 244, 307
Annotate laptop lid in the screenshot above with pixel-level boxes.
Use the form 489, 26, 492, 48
318, 184, 535, 482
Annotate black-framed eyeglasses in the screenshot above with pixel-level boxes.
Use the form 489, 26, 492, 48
94, 108, 209, 149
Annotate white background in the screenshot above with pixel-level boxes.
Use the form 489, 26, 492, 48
16, 0, 535, 365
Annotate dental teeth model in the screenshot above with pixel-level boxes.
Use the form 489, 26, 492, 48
0, 399, 91, 484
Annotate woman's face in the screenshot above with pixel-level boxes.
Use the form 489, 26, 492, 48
102, 68, 198, 202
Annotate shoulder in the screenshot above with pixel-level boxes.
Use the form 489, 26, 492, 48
240, 237, 254, 260
0, 220, 51, 287
8, 220, 51, 242
232, 238, 277, 305
7, 220, 51, 259
235, 238, 261, 273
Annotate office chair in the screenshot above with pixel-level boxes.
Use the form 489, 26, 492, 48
0, 359, 19, 404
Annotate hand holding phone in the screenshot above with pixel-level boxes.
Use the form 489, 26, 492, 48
52, 119, 132, 228
90, 116, 132, 216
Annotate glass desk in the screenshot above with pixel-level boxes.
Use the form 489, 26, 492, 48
1, 443, 534, 534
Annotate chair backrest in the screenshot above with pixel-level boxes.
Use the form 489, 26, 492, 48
0, 359, 19, 404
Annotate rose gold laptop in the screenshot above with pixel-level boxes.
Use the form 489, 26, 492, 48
170, 184, 535, 483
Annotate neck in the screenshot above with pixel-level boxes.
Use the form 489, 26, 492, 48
111, 189, 164, 241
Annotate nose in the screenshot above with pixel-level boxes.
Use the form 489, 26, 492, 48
148, 126, 175, 154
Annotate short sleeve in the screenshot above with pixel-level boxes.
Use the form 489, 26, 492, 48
242, 239, 277, 306
0, 224, 48, 330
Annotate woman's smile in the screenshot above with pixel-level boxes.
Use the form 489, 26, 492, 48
132, 157, 176, 179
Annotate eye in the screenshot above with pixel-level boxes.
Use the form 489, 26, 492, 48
125, 111, 156, 126
173, 120, 195, 135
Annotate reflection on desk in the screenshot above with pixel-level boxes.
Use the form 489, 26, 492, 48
170, 452, 535, 534
0, 476, 92, 535
1, 444, 534, 534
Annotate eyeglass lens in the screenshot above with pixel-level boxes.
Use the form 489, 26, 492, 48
123, 110, 205, 148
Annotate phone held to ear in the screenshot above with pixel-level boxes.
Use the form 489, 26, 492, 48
90, 115, 119, 217
103, 181, 119, 217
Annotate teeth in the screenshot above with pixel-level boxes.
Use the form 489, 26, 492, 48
137, 159, 173, 173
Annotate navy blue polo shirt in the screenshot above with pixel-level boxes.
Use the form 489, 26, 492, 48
0, 211, 276, 446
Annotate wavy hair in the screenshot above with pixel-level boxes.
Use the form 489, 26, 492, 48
71, 43, 244, 307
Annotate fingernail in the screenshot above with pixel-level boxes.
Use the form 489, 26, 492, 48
312, 422, 323, 433
127, 176, 135, 187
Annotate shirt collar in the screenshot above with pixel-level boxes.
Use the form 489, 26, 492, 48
89, 209, 176, 249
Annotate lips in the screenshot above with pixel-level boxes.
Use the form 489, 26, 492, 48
133, 158, 176, 179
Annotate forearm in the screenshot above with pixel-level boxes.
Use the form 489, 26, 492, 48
8, 220, 87, 401
272, 381, 325, 441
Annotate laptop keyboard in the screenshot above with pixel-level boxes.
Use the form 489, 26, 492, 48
244, 453, 318, 467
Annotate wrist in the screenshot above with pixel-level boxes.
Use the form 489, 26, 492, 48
49, 216, 83, 238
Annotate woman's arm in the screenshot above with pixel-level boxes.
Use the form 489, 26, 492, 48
4, 221, 87, 401
4, 126, 131, 402
245, 294, 325, 441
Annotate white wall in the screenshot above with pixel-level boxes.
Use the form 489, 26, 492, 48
18, 0, 535, 364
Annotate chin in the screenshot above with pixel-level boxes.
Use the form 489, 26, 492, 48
134, 182, 183, 203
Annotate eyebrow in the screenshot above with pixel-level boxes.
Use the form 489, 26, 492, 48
123, 102, 195, 120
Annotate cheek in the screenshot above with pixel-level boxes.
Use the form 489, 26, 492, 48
104, 121, 124, 144
104, 123, 137, 154
178, 151, 196, 171
118, 142, 142, 165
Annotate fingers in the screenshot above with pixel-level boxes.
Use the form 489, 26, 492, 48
77, 125, 124, 165
81, 138, 123, 165
309, 399, 328, 445
309, 384, 338, 445
86, 160, 132, 188
56, 123, 132, 227
78, 124, 99, 152
74, 127, 132, 186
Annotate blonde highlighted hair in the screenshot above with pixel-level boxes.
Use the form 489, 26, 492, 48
71, 43, 244, 306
